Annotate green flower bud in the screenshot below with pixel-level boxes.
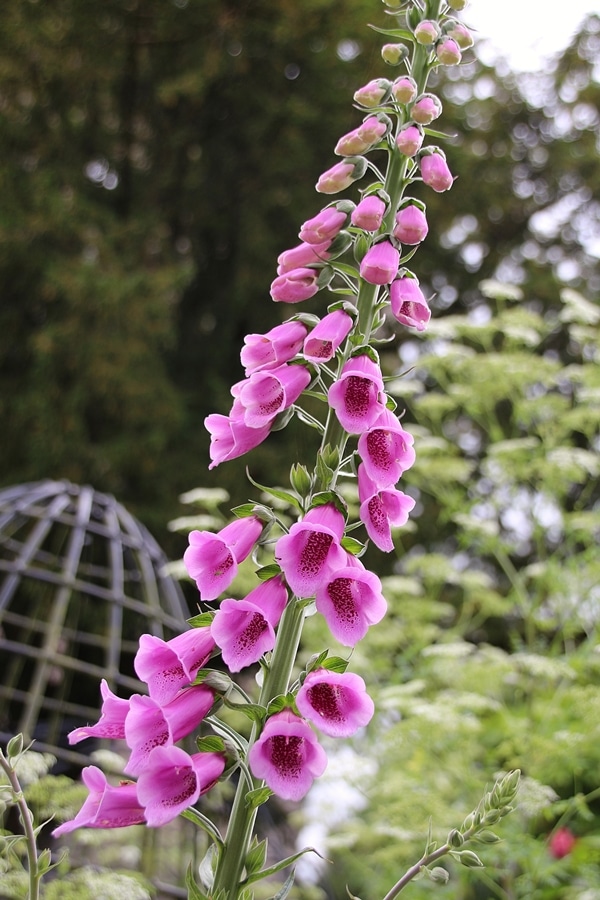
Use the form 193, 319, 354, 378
448, 828, 464, 848
453, 850, 484, 868
381, 43, 409, 66
290, 463, 312, 497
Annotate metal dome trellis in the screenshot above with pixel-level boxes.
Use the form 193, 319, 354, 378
0, 479, 190, 767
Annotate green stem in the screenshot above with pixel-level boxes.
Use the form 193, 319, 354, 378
382, 843, 451, 900
211, 600, 306, 900
0, 752, 41, 900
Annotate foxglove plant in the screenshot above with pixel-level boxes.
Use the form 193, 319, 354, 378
50, 2, 520, 898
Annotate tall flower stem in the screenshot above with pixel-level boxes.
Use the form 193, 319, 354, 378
212, 600, 306, 899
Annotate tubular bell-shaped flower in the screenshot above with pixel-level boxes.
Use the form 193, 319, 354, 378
137, 746, 226, 828
134, 628, 216, 706
358, 464, 415, 552
68, 679, 129, 744
211, 575, 288, 672
351, 195, 387, 232
296, 669, 374, 737
395, 124, 424, 157
303, 310, 353, 363
270, 267, 320, 303
230, 364, 311, 430
358, 407, 416, 487
316, 157, 367, 194
315, 554, 387, 646
205, 413, 271, 470
183, 516, 263, 601
51, 767, 145, 837
359, 239, 400, 285
240, 321, 308, 376
275, 503, 346, 599
390, 274, 431, 332
420, 149, 454, 192
248, 710, 327, 801
328, 353, 386, 434
393, 204, 429, 245
124, 686, 215, 776
276, 241, 332, 275
299, 204, 351, 245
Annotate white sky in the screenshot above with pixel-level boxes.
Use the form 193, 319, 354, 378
466, 0, 600, 70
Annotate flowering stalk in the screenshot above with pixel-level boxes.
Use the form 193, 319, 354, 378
50, 3, 521, 899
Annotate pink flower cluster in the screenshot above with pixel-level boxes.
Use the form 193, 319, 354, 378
53, 627, 224, 835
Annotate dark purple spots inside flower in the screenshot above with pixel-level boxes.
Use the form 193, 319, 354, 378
236, 612, 268, 650
299, 531, 333, 576
326, 577, 359, 625
258, 386, 285, 417
269, 735, 303, 778
344, 376, 371, 418
166, 770, 197, 807
367, 496, 387, 534
141, 727, 169, 755
306, 683, 343, 722
366, 429, 393, 471
213, 552, 234, 578
311, 339, 333, 359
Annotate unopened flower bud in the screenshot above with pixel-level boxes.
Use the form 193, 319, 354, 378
393, 205, 428, 245
414, 19, 440, 45
299, 204, 350, 245
549, 828, 576, 860
316, 157, 367, 194
445, 19, 474, 49
277, 241, 331, 275
391, 76, 418, 105
351, 195, 387, 232
358, 114, 390, 144
436, 37, 462, 66
411, 93, 442, 125
420, 150, 454, 192
270, 268, 320, 303
353, 78, 391, 108
359, 240, 400, 285
395, 124, 424, 157
381, 43, 408, 65
447, 0, 468, 9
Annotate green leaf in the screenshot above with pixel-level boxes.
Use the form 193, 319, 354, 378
181, 809, 224, 849
245, 837, 269, 875
243, 847, 324, 886
267, 869, 296, 900
245, 786, 274, 810
256, 564, 283, 581
185, 863, 209, 900
341, 535, 365, 556
321, 656, 349, 674
267, 694, 292, 715
195, 735, 226, 754
198, 842, 220, 892
245, 470, 303, 512
330, 260, 361, 279
223, 698, 267, 726
367, 23, 414, 40
187, 612, 215, 628
232, 502, 259, 518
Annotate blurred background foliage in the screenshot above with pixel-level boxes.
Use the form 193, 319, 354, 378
1, 0, 600, 897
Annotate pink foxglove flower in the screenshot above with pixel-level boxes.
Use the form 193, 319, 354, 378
303, 310, 353, 363
68, 679, 129, 744
393, 205, 429, 245
211, 575, 288, 672
328, 354, 386, 434
395, 124, 424, 157
335, 126, 375, 157
248, 710, 327, 802
391, 75, 417, 105
277, 241, 331, 275
353, 78, 391, 108
358, 464, 415, 552
315, 555, 386, 646
351, 195, 386, 232
240, 321, 308, 376
446, 21, 474, 50
299, 204, 350, 245
359, 239, 400, 285
137, 746, 225, 828
316, 157, 366, 194
230, 364, 311, 430
134, 628, 216, 706
358, 408, 416, 488
270, 267, 320, 303
414, 19, 441, 45
275, 503, 346, 599
124, 686, 215, 776
411, 93, 442, 125
420, 150, 454, 192
51, 766, 145, 837
436, 37, 462, 66
296, 669, 374, 737
549, 827, 577, 860
205, 413, 271, 469
183, 516, 263, 601
389, 275, 431, 332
